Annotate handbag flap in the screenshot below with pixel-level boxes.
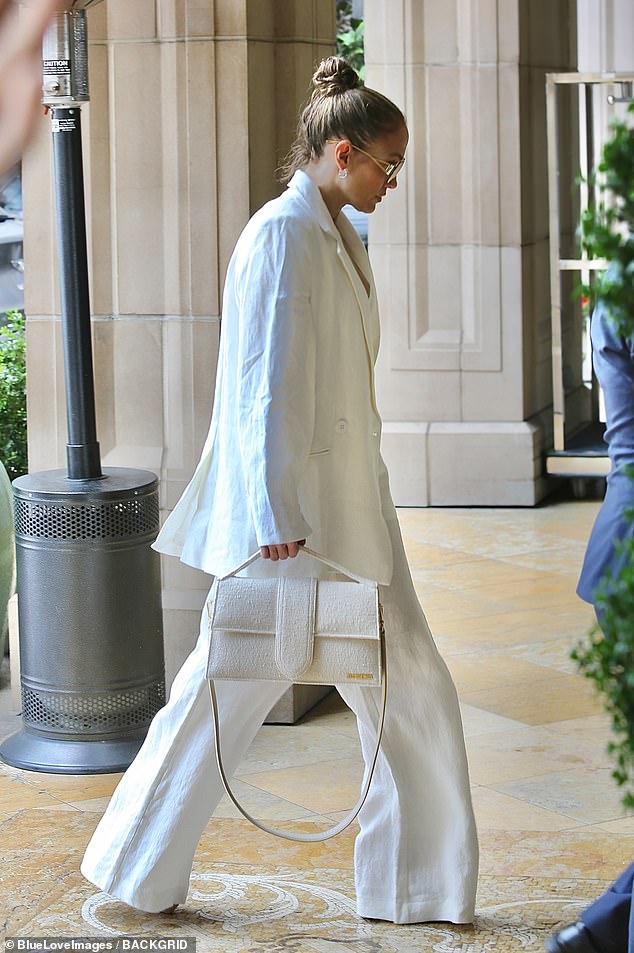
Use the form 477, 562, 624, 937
211, 577, 279, 633
315, 580, 380, 638
210, 577, 380, 640
275, 576, 318, 680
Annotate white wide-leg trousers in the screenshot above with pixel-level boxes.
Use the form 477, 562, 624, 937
81, 514, 479, 924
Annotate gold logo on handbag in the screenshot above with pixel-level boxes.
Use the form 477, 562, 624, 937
205, 545, 387, 843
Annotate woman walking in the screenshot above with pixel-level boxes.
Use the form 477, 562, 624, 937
81, 56, 479, 925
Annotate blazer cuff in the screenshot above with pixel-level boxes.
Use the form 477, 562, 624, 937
256, 516, 312, 549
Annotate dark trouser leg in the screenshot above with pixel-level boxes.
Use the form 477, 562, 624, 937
580, 862, 634, 953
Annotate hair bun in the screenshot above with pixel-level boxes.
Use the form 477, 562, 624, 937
312, 56, 360, 96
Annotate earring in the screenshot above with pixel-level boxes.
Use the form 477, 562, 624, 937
337, 168, 348, 179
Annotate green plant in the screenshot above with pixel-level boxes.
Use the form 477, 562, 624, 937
572, 543, 634, 809
579, 101, 634, 336
336, 0, 365, 80
573, 101, 634, 808
0, 309, 27, 481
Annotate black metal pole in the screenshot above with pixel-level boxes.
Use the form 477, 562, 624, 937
51, 105, 102, 480
0, 1, 166, 776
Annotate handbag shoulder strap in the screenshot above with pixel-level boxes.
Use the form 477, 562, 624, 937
207, 635, 387, 843
220, 545, 375, 586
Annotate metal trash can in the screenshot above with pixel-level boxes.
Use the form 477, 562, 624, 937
0, 467, 165, 774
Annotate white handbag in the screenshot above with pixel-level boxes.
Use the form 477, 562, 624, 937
206, 545, 387, 842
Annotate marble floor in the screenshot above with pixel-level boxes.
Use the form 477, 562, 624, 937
1, 494, 632, 952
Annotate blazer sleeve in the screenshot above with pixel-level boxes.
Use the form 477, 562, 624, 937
233, 215, 316, 547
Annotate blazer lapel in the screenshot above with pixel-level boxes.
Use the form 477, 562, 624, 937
287, 171, 378, 363
334, 212, 379, 361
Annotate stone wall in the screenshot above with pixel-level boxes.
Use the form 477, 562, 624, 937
368, 0, 578, 505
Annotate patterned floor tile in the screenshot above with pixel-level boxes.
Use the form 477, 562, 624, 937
0, 500, 628, 951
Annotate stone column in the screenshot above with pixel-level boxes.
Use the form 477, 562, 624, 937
577, 0, 634, 158
578, 0, 634, 72
22, 0, 334, 682
366, 0, 577, 505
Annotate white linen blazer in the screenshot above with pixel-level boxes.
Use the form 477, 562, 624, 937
154, 170, 394, 584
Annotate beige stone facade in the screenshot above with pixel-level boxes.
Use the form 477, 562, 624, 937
20, 1, 633, 671
369, 0, 578, 506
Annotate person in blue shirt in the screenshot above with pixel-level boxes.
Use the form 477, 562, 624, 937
546, 863, 634, 953
578, 298, 634, 607
547, 297, 634, 953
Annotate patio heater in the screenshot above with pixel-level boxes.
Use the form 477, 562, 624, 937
0, 0, 166, 773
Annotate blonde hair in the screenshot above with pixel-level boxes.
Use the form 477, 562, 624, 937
278, 56, 406, 184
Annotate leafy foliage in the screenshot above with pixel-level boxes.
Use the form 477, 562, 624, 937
579, 101, 634, 337
572, 538, 634, 809
336, 0, 365, 80
573, 101, 634, 808
0, 310, 27, 481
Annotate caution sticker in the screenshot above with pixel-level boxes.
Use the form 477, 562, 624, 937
43, 59, 71, 76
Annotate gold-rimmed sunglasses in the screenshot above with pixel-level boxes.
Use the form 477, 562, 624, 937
327, 140, 405, 184
350, 144, 405, 184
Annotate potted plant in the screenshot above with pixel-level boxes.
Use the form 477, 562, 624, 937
573, 101, 634, 809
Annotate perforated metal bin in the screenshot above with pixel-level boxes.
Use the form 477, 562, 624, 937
0, 468, 165, 774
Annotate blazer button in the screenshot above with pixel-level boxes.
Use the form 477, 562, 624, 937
336, 419, 348, 433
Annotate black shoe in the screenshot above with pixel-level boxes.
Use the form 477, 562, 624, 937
545, 922, 601, 953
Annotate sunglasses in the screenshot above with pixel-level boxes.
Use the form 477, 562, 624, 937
327, 139, 405, 184
350, 144, 405, 184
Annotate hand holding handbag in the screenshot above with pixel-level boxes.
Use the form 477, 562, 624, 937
206, 545, 387, 842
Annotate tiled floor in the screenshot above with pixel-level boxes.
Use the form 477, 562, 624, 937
1, 494, 632, 951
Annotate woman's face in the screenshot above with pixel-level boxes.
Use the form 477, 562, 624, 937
340, 121, 409, 214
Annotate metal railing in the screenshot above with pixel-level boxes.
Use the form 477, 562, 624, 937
546, 72, 634, 478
